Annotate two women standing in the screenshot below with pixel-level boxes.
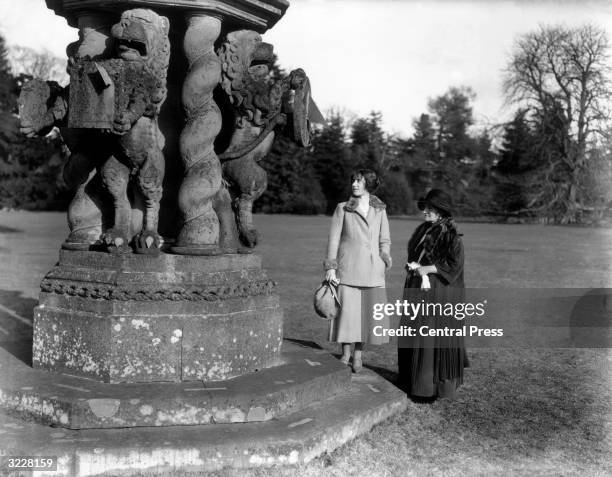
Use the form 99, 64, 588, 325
324, 176, 468, 400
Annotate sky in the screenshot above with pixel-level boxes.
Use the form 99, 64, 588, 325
1, 0, 611, 137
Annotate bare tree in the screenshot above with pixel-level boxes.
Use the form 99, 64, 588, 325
8, 45, 67, 84
503, 23, 612, 223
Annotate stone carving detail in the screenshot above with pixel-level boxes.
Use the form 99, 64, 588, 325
215, 30, 312, 250
172, 15, 223, 255
18, 14, 314, 256
40, 278, 276, 301
86, 9, 170, 254
18, 12, 116, 250
18, 9, 170, 254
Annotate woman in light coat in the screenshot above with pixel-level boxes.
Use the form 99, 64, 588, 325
324, 169, 392, 372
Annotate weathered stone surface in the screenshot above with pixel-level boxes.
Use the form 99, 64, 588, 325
22, 1, 314, 253
213, 31, 312, 251
19, 10, 171, 253
33, 250, 282, 383
0, 360, 407, 476
0, 342, 352, 429
46, 0, 290, 32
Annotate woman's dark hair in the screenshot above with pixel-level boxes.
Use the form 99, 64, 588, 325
350, 169, 380, 193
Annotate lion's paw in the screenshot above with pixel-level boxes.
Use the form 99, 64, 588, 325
134, 230, 161, 255
239, 228, 258, 248
101, 228, 131, 254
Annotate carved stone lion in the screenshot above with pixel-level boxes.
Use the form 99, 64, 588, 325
93, 8, 170, 253
18, 9, 170, 254
216, 30, 311, 251
18, 78, 111, 249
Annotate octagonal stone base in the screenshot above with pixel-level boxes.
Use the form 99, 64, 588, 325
0, 341, 352, 429
0, 341, 407, 476
33, 250, 282, 383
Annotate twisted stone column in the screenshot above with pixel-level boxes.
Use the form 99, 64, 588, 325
172, 14, 223, 255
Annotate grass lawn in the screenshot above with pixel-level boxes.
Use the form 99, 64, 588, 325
0, 211, 611, 476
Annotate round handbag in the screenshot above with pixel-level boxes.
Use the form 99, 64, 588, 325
313, 281, 341, 320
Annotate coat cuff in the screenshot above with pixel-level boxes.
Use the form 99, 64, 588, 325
323, 259, 338, 270
380, 252, 392, 269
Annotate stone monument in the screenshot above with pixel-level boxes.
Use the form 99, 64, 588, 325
0, 1, 407, 474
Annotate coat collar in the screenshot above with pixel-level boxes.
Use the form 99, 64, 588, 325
344, 195, 386, 212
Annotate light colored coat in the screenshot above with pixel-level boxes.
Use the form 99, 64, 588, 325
325, 195, 392, 287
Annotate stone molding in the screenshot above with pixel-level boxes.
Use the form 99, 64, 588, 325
45, 0, 289, 31
40, 278, 276, 301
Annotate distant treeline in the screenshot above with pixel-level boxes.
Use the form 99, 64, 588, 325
1, 24, 611, 224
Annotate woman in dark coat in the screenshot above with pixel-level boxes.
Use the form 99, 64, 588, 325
397, 189, 468, 399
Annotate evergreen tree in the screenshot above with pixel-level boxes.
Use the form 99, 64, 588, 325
257, 134, 326, 214
349, 111, 386, 173
311, 112, 352, 213
0, 33, 15, 112
422, 87, 488, 213
496, 110, 534, 175
402, 114, 437, 205
0, 33, 70, 210
428, 86, 475, 161
348, 111, 411, 214
494, 111, 538, 214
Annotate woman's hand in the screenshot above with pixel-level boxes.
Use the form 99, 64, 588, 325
325, 269, 340, 286
406, 261, 420, 271
416, 265, 437, 277
380, 252, 392, 269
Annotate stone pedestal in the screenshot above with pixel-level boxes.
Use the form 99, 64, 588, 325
0, 342, 408, 475
6, 1, 410, 473
34, 250, 282, 383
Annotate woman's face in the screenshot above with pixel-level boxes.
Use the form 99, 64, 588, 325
351, 176, 367, 197
423, 206, 441, 222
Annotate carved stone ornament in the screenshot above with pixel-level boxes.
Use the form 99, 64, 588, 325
18, 8, 170, 255
40, 278, 276, 301
19, 4, 313, 255
209, 30, 313, 251
45, 0, 289, 31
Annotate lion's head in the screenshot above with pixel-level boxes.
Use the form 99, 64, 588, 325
111, 8, 170, 107
18, 79, 66, 137
218, 30, 281, 126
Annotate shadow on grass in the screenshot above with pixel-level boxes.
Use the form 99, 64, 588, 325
284, 338, 325, 350
0, 225, 22, 234
402, 348, 612, 462
0, 289, 35, 366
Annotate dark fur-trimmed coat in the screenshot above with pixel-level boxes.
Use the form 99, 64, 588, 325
400, 218, 468, 389
405, 218, 464, 289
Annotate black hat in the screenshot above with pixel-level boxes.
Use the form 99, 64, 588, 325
417, 189, 453, 217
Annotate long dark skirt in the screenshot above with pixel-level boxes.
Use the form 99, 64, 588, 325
397, 274, 469, 398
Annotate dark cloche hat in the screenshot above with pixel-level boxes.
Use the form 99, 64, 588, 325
417, 189, 453, 217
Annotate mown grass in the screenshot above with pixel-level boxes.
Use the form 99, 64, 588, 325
0, 211, 611, 476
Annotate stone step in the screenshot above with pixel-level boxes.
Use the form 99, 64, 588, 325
0, 341, 351, 429
0, 367, 407, 476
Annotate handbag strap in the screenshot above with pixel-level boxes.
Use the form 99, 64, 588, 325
326, 281, 342, 308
